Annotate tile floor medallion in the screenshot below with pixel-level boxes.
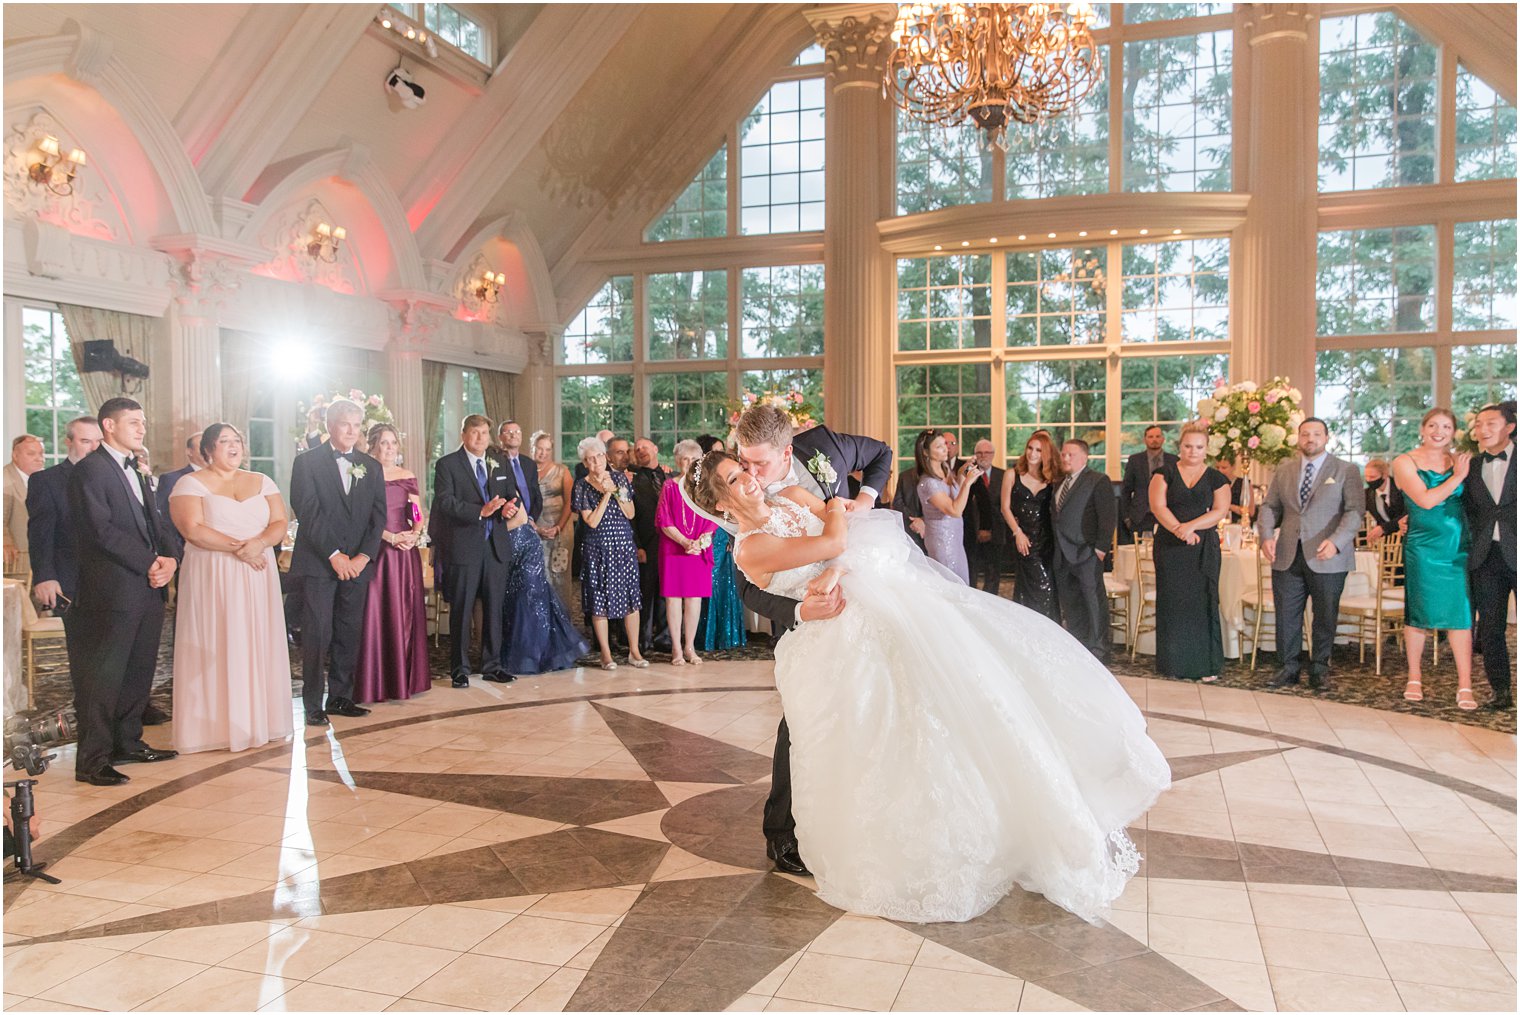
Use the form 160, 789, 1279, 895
3, 661, 1515, 1011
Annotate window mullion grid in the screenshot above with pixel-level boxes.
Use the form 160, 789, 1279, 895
727, 262, 741, 401
634, 273, 648, 440
990, 250, 1009, 459
1103, 238, 1123, 475
1108, 36, 1124, 194
1439, 43, 1458, 185
728, 123, 741, 238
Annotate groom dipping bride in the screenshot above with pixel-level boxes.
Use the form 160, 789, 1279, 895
689, 405, 1171, 925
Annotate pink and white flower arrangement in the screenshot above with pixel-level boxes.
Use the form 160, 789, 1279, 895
724, 388, 818, 444
1195, 376, 1303, 467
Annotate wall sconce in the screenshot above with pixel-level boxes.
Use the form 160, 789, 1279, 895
306, 221, 346, 263
28, 135, 87, 197
472, 270, 506, 304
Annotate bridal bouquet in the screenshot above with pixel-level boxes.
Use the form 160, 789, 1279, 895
1195, 377, 1304, 468
724, 388, 819, 445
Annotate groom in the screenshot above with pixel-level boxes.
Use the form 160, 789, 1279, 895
733, 404, 894, 875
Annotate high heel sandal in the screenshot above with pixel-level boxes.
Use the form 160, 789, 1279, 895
1457, 688, 1477, 711
1403, 679, 1423, 701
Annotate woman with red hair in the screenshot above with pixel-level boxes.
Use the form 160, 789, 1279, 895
1000, 430, 1063, 620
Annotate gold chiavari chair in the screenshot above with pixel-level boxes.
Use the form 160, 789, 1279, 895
1240, 548, 1278, 671
1104, 527, 1132, 652
1129, 535, 1157, 661
1337, 531, 1406, 676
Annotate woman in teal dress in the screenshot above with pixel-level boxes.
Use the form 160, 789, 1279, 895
1392, 407, 1476, 710
694, 434, 746, 652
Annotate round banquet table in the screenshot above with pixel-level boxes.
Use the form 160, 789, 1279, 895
1113, 537, 1378, 659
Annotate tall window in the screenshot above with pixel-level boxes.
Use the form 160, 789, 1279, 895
1315, 347, 1435, 462
742, 368, 824, 417
559, 375, 634, 464
1318, 12, 1438, 192
1005, 66, 1109, 200
648, 371, 728, 452
1005, 359, 1108, 454
646, 148, 727, 242
1453, 344, 1519, 409
1122, 30, 1233, 192
431, 367, 487, 466
1006, 246, 1107, 347
895, 363, 993, 460
1126, 3, 1228, 22
896, 115, 994, 214
740, 77, 826, 234
896, 255, 993, 351
1121, 238, 1230, 343
647, 271, 728, 360
1316, 226, 1436, 335
21, 307, 88, 465
741, 264, 824, 358
247, 388, 275, 481
388, 3, 491, 64
1119, 354, 1228, 454
561, 277, 634, 365
1453, 219, 1517, 332
1455, 66, 1518, 182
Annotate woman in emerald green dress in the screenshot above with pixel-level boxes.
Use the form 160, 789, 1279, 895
1392, 407, 1476, 710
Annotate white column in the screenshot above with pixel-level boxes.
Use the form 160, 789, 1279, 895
518, 328, 561, 443
161, 251, 239, 465
806, 4, 897, 441
386, 341, 426, 469
1236, 4, 1318, 404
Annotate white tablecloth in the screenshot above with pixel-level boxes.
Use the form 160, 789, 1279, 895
1113, 541, 1377, 659
4, 579, 25, 714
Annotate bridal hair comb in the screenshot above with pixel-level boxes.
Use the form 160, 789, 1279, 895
691, 459, 703, 486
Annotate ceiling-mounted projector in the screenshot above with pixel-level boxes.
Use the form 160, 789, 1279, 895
385, 66, 425, 109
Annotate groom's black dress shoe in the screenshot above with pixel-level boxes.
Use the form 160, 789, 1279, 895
766, 839, 812, 876
1267, 669, 1300, 689
452, 674, 471, 688
1484, 692, 1514, 712
76, 766, 129, 786
111, 748, 178, 764
326, 698, 371, 718
306, 710, 330, 727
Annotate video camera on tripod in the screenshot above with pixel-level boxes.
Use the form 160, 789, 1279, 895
5, 710, 70, 884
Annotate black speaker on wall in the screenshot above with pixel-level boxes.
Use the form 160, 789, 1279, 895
79, 339, 150, 379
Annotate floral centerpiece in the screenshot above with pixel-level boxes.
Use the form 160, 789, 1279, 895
1455, 409, 1482, 454
723, 388, 819, 446
291, 388, 398, 447
1195, 377, 1304, 468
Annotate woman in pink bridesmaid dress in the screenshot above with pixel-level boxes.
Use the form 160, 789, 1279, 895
168, 424, 294, 754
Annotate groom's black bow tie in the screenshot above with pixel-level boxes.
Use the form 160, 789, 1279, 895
123, 455, 139, 472
1481, 449, 1510, 463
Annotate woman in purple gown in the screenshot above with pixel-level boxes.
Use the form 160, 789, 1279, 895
354, 424, 430, 703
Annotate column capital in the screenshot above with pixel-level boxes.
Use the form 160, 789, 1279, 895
804, 4, 897, 87
520, 324, 564, 365
1244, 3, 1313, 46
379, 290, 453, 343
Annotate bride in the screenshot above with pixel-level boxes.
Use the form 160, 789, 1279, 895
685, 450, 1170, 925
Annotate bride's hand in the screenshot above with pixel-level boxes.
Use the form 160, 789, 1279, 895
805, 567, 842, 598
825, 498, 848, 515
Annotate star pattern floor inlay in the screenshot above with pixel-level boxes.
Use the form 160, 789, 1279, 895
4, 662, 1515, 1012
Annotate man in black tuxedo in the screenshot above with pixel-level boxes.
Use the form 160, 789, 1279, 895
67, 399, 179, 786
1362, 458, 1407, 542
432, 413, 522, 687
28, 415, 100, 707
1052, 439, 1117, 661
891, 462, 926, 550
1120, 426, 1177, 542
965, 438, 1007, 593
289, 399, 387, 725
1464, 401, 1516, 711
733, 404, 892, 876
155, 433, 206, 554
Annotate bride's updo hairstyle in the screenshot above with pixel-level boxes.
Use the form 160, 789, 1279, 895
685, 449, 738, 516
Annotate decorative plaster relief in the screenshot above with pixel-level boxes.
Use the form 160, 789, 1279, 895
253, 197, 358, 294
453, 251, 503, 324
3, 111, 120, 241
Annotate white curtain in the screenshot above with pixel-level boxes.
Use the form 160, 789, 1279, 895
57, 304, 157, 410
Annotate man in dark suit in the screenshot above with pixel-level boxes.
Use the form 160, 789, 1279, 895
1464, 401, 1516, 711
1363, 458, 1407, 542
432, 413, 522, 688
28, 415, 100, 707
733, 404, 893, 876
67, 399, 180, 786
1052, 439, 1117, 661
1120, 426, 1177, 542
289, 398, 388, 725
891, 462, 926, 550
497, 420, 541, 522
626, 437, 668, 652
155, 433, 206, 553
965, 438, 1007, 593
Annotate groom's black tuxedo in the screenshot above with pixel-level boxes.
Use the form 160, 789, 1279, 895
289, 442, 387, 713
67, 445, 180, 776
431, 446, 521, 680
736, 425, 893, 850
1463, 444, 1517, 699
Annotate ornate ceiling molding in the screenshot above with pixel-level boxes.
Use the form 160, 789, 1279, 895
251, 197, 360, 294
3, 111, 120, 242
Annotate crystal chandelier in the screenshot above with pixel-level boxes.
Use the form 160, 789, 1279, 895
885, 3, 1103, 152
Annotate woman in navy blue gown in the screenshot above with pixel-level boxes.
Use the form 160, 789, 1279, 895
501, 515, 589, 676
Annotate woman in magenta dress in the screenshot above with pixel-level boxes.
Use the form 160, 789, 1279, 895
353, 424, 430, 703
656, 439, 718, 665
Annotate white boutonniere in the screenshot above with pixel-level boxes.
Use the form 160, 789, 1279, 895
806, 451, 837, 488
486, 456, 501, 472
350, 464, 367, 480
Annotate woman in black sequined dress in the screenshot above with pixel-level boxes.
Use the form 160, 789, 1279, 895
1000, 431, 1062, 621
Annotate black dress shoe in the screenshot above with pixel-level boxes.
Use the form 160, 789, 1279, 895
141, 705, 170, 726
483, 672, 517, 683
326, 698, 371, 718
766, 839, 812, 876
1307, 670, 1329, 691
1484, 692, 1514, 712
111, 747, 178, 764
76, 766, 130, 786
306, 710, 330, 727
452, 675, 470, 688
1267, 669, 1300, 689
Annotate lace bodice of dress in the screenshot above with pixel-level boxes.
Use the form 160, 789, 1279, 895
736, 497, 827, 601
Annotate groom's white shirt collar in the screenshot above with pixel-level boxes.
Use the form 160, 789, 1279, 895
765, 453, 878, 500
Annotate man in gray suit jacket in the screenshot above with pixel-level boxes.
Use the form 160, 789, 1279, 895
1052, 439, 1117, 661
1256, 418, 1364, 691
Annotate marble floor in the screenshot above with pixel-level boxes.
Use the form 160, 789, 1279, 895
3, 661, 1515, 1012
